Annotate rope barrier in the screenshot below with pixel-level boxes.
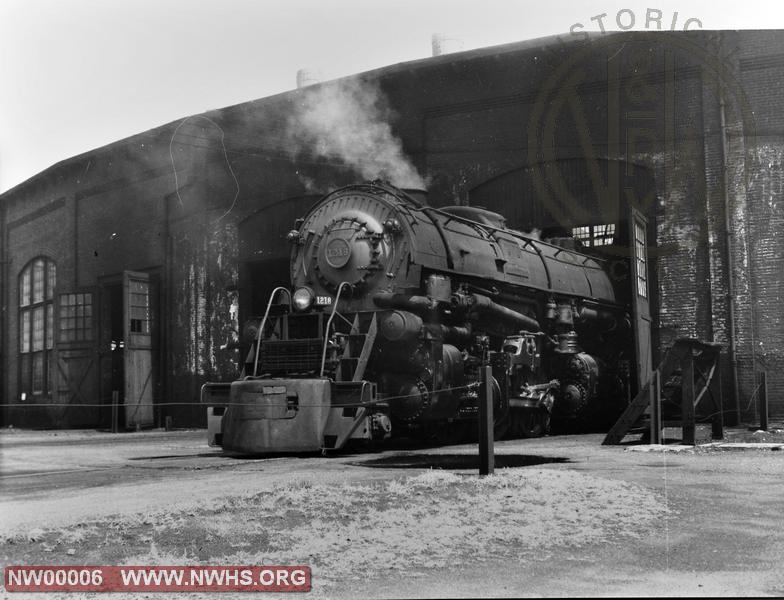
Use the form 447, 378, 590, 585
0, 383, 481, 410
4, 386, 758, 425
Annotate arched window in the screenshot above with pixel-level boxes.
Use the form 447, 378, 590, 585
19, 257, 56, 397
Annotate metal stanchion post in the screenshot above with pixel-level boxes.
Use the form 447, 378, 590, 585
478, 365, 494, 475
758, 371, 768, 431
710, 355, 724, 440
111, 390, 119, 434
682, 353, 695, 445
650, 370, 662, 444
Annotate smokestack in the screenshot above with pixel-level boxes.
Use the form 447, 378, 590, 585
431, 33, 465, 57
296, 68, 322, 89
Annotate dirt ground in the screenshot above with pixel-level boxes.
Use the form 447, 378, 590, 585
1, 425, 784, 598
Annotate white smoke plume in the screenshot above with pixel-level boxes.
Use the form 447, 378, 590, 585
286, 78, 426, 189
523, 227, 542, 240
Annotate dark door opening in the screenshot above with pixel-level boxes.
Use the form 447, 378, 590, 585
99, 271, 157, 430
100, 283, 126, 430
239, 258, 291, 325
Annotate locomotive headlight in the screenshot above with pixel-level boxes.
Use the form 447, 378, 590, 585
293, 286, 315, 311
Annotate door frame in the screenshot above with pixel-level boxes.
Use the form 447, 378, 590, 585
98, 269, 160, 429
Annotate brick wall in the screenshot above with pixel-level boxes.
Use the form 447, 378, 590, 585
2, 31, 783, 427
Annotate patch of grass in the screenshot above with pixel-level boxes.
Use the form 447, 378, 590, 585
2, 468, 668, 595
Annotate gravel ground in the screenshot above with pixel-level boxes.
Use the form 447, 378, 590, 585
1, 426, 783, 598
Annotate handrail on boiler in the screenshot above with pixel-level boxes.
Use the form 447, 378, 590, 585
320, 281, 353, 377
252, 287, 292, 377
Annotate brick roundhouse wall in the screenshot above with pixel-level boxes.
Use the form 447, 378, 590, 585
1, 31, 782, 427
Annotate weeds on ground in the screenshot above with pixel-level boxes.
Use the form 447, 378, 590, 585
3, 468, 668, 595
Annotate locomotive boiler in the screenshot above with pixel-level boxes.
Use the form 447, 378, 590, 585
205, 181, 638, 453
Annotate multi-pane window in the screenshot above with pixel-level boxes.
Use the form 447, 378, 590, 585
571, 223, 616, 247
60, 293, 93, 342
634, 221, 648, 298
572, 225, 591, 244
19, 258, 56, 396
129, 280, 150, 334
593, 223, 615, 246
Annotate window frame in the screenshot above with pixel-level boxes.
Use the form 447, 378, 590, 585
18, 257, 56, 397
634, 221, 649, 298
571, 223, 617, 248
58, 291, 95, 344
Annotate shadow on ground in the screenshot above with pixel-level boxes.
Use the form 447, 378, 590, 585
127, 452, 224, 461
352, 453, 571, 470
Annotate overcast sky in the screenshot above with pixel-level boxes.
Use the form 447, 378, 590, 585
1, 0, 783, 192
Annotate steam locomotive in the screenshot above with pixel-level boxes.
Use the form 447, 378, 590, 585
204, 181, 640, 453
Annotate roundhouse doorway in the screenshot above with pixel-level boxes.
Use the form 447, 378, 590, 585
99, 270, 159, 430
469, 158, 660, 369
237, 195, 320, 324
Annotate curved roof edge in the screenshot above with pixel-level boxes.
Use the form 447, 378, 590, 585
0, 29, 729, 201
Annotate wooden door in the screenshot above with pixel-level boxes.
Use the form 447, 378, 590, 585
629, 207, 653, 391
55, 290, 99, 427
123, 271, 154, 428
